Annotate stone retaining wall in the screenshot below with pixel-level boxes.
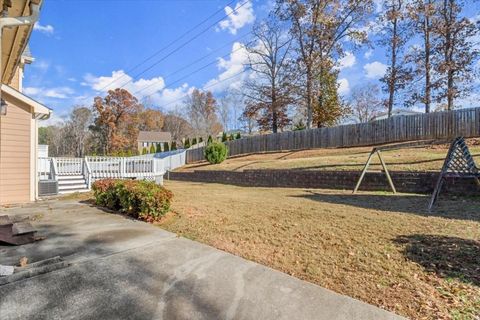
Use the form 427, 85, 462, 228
169, 170, 479, 195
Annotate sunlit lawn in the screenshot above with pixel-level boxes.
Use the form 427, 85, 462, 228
180, 139, 480, 173
160, 181, 480, 320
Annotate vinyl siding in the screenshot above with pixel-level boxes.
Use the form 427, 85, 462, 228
0, 92, 32, 204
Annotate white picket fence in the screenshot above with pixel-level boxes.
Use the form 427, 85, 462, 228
38, 150, 187, 190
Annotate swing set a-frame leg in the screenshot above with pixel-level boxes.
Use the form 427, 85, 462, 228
353, 149, 397, 194
353, 150, 375, 194
377, 150, 396, 194
428, 175, 444, 212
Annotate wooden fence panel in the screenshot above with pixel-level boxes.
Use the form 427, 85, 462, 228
185, 107, 480, 163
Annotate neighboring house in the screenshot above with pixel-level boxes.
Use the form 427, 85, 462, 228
0, 0, 51, 205
371, 109, 422, 122
137, 131, 172, 152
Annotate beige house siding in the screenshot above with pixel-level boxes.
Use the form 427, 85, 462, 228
0, 93, 32, 204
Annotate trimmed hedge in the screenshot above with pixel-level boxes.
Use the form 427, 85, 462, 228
92, 179, 173, 221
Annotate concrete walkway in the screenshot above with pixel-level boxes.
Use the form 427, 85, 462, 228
0, 199, 404, 320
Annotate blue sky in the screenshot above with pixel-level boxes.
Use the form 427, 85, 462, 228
25, 0, 479, 126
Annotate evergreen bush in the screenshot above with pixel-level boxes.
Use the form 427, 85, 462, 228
171, 141, 177, 150
235, 132, 241, 139
164, 142, 170, 152
207, 135, 213, 144
204, 141, 228, 164
192, 137, 197, 145
184, 138, 191, 149
222, 132, 228, 142
142, 147, 148, 155
156, 143, 162, 153
150, 144, 156, 154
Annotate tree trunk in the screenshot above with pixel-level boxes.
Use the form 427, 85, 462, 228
306, 67, 313, 129
424, 4, 431, 113
388, 11, 398, 118
444, 0, 454, 110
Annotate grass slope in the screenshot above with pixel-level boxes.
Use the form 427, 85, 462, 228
181, 139, 480, 173
161, 181, 480, 320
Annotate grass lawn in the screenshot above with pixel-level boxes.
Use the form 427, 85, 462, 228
160, 181, 480, 320
180, 139, 480, 173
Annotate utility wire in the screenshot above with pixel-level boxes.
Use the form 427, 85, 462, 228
88, 0, 237, 96
82, 0, 250, 105
132, 32, 250, 97
118, 0, 250, 91
147, 68, 249, 110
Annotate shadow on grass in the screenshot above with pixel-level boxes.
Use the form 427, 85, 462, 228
291, 191, 480, 222
395, 234, 480, 286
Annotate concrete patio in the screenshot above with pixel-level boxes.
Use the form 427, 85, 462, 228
0, 198, 403, 320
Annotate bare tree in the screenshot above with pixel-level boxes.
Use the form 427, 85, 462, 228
184, 89, 223, 137
218, 96, 231, 132
350, 84, 383, 122
379, 0, 413, 118
65, 106, 93, 157
434, 0, 479, 110
162, 108, 193, 143
406, 0, 437, 113
243, 18, 295, 133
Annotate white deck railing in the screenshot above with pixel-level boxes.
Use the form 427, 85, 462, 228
37, 150, 187, 189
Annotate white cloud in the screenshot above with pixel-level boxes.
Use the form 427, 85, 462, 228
204, 42, 249, 92
364, 49, 373, 59
364, 61, 387, 79
24, 86, 74, 99
82, 70, 193, 110
83, 70, 166, 96
33, 22, 54, 34
218, 0, 255, 35
338, 52, 356, 69
337, 78, 350, 95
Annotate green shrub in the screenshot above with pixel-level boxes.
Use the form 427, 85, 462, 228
156, 143, 162, 153
164, 142, 170, 152
229, 133, 234, 141
199, 137, 203, 143
235, 132, 241, 139
221, 132, 228, 142
142, 147, 148, 155
207, 135, 213, 144
204, 141, 228, 164
171, 141, 177, 150
192, 137, 197, 145
184, 138, 191, 149
149, 144, 156, 154
92, 179, 173, 221
91, 179, 120, 210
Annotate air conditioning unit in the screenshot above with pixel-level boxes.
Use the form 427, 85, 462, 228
38, 180, 58, 196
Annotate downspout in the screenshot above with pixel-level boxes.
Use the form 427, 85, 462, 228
0, 3, 40, 100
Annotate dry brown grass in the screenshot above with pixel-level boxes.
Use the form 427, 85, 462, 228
160, 181, 480, 320
180, 139, 480, 173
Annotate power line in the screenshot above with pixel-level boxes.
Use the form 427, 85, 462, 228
132, 33, 250, 97
118, 0, 251, 91
82, 0, 250, 105
87, 0, 237, 97
149, 68, 249, 110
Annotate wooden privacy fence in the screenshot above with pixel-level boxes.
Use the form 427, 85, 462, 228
186, 107, 480, 163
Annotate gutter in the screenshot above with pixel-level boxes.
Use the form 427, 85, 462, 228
0, 3, 40, 103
